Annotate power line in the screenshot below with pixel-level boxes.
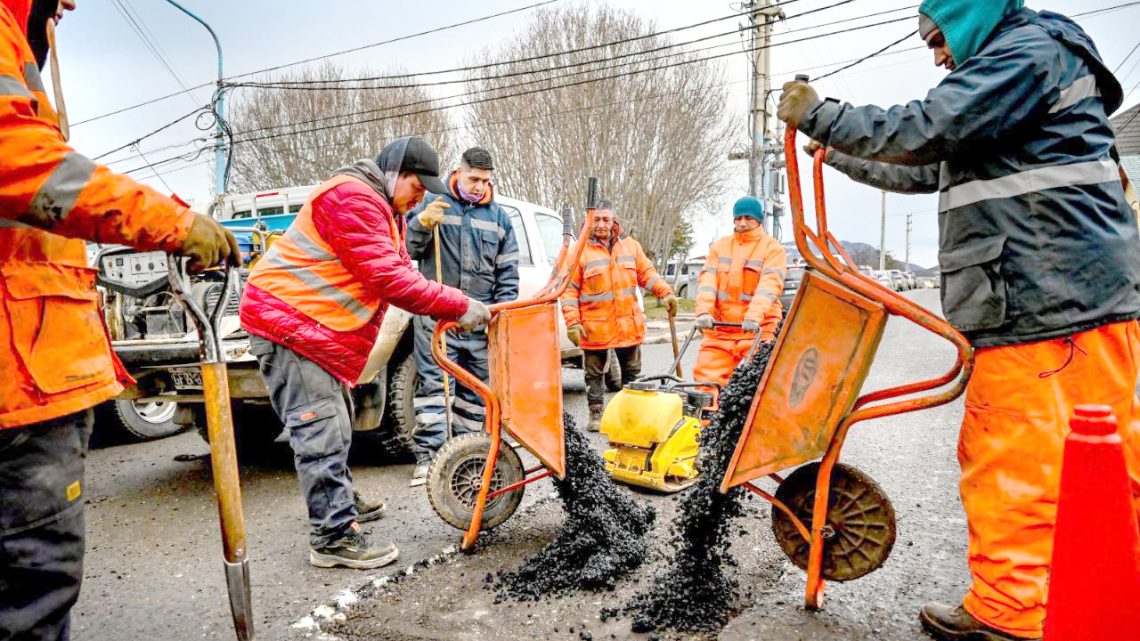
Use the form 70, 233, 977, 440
72, 0, 562, 128
814, 29, 917, 81
1114, 39, 1140, 74
92, 105, 207, 161
110, 0, 198, 108
228, 15, 915, 142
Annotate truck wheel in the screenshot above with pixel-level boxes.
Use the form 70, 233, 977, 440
427, 432, 524, 531
111, 397, 183, 441
605, 352, 623, 392
380, 352, 418, 456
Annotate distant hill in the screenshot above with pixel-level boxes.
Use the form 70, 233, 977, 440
783, 240, 932, 274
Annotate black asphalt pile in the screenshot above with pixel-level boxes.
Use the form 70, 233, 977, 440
625, 339, 775, 633
494, 413, 655, 600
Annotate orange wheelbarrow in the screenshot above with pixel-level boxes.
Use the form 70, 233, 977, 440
425, 179, 601, 551
717, 123, 975, 609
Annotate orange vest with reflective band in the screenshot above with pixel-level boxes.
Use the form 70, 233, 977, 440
560, 235, 673, 350
695, 227, 787, 333
247, 175, 399, 332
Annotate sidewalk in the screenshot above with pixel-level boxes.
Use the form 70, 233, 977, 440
644, 313, 696, 345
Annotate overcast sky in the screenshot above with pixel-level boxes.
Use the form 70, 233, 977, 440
55, 0, 1139, 269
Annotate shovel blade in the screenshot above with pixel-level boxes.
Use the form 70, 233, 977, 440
224, 558, 255, 641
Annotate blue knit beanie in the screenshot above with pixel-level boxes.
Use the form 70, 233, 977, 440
733, 196, 764, 224
918, 0, 1024, 64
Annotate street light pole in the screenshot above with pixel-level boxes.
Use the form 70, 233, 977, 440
163, 0, 227, 197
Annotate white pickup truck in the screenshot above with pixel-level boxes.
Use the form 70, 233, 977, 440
96, 188, 591, 455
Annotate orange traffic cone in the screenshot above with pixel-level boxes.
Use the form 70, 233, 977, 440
1044, 405, 1140, 641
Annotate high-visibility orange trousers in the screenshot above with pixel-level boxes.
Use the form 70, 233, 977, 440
959, 321, 1140, 638
692, 326, 776, 388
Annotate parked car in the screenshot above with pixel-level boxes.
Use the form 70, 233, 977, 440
780, 264, 806, 309
873, 270, 894, 290
95, 190, 582, 453
888, 269, 907, 291
665, 258, 707, 300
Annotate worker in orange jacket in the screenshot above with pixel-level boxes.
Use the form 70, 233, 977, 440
0, 1, 238, 638
560, 201, 677, 430
692, 196, 786, 389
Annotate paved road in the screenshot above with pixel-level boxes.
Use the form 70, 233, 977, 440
72, 289, 970, 641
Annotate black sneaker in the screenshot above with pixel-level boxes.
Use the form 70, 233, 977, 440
919, 603, 1039, 641
309, 526, 399, 570
353, 490, 385, 523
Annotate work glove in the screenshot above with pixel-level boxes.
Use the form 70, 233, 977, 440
567, 324, 585, 346
662, 294, 679, 316
417, 199, 450, 230
457, 298, 491, 331
777, 80, 820, 128
803, 139, 826, 158
696, 314, 714, 330
179, 213, 241, 273
742, 320, 760, 334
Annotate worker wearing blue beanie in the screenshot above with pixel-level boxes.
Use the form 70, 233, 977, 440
732, 196, 765, 226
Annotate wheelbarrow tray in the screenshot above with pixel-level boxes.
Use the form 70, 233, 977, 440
487, 302, 567, 479
720, 270, 888, 492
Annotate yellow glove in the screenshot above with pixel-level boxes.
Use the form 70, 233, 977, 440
417, 199, 450, 230
567, 324, 586, 346
662, 294, 678, 316
777, 80, 820, 127
180, 213, 241, 273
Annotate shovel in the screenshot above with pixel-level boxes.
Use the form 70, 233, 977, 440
667, 307, 683, 378
434, 227, 454, 436
168, 260, 254, 641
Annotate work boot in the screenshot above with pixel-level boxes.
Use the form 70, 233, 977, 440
587, 404, 603, 432
409, 459, 431, 488
353, 490, 385, 523
919, 603, 1039, 641
309, 524, 399, 570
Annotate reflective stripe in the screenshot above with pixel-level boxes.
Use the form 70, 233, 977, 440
441, 215, 464, 226
470, 218, 506, 238
22, 63, 45, 93
562, 298, 580, 307
616, 255, 636, 265
698, 286, 717, 295
26, 153, 96, 225
755, 290, 777, 301
700, 266, 717, 275
568, 280, 580, 290
584, 258, 611, 270
762, 267, 786, 279
744, 260, 765, 269
716, 291, 731, 300
939, 159, 1119, 212
1051, 75, 1099, 114
717, 256, 732, 266
645, 275, 663, 290
740, 293, 753, 301
939, 161, 951, 191
0, 74, 31, 98
452, 414, 485, 430
262, 254, 374, 325
617, 287, 637, 297
0, 218, 31, 229
453, 397, 484, 414
580, 292, 615, 302
496, 252, 519, 265
415, 412, 447, 425
285, 227, 337, 261
414, 396, 446, 408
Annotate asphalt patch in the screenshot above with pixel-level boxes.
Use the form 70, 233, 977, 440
625, 338, 775, 633
494, 413, 656, 600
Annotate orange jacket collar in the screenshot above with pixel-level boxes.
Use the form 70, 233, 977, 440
734, 226, 765, 242
448, 170, 493, 206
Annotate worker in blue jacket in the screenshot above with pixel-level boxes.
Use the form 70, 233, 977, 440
406, 147, 520, 487
778, 2, 1140, 640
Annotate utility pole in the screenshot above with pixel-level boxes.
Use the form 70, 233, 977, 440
879, 190, 887, 270
745, 0, 782, 235
905, 213, 913, 270
164, 0, 227, 197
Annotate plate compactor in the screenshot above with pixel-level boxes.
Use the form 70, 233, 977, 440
599, 323, 720, 493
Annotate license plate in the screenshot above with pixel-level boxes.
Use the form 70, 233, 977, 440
171, 369, 204, 390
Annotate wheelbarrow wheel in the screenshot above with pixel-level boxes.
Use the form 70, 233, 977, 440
771, 462, 896, 582
427, 432, 525, 532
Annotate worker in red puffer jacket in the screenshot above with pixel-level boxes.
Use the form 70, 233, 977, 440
240, 136, 490, 570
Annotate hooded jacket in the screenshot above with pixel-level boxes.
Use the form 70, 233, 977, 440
240, 158, 469, 385
0, 0, 196, 428
405, 173, 520, 306
559, 220, 674, 351
801, 8, 1140, 347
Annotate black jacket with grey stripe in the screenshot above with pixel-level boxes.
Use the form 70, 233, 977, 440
800, 8, 1140, 347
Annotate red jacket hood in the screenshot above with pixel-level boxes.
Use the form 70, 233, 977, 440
2, 0, 31, 35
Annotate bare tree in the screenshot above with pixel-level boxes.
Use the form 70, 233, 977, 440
463, 4, 737, 259
226, 61, 457, 193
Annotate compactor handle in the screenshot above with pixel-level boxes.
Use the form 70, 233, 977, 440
168, 261, 239, 365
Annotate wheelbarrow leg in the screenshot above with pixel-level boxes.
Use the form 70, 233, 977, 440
804, 460, 832, 610
461, 421, 503, 551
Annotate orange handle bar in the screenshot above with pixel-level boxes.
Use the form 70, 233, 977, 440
784, 126, 973, 418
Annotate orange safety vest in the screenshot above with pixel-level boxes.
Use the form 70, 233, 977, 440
1, 1, 193, 428
695, 227, 787, 331
560, 234, 673, 350
246, 175, 400, 332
